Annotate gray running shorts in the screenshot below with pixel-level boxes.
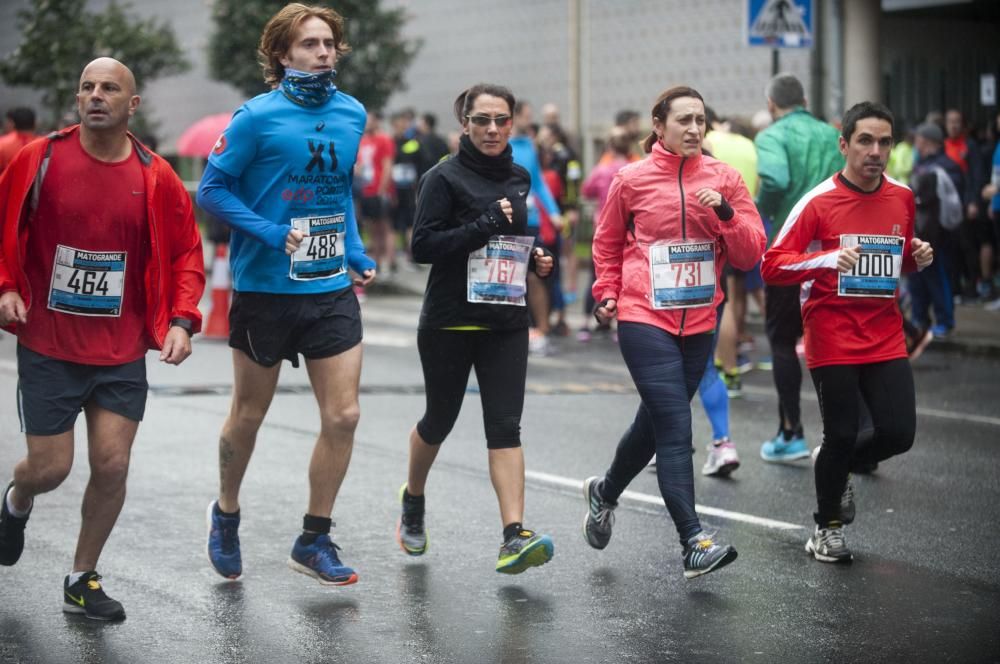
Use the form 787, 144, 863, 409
16, 344, 147, 436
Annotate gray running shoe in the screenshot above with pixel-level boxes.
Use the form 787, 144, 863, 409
396, 483, 427, 556
582, 476, 617, 550
806, 524, 853, 563
682, 531, 738, 579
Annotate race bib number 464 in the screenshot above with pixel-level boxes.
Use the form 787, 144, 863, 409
48, 245, 126, 317
289, 214, 346, 281
467, 235, 534, 306
650, 240, 716, 309
838, 234, 903, 298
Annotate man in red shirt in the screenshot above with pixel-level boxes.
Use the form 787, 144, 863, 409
355, 110, 395, 273
0, 107, 38, 174
762, 101, 932, 564
0, 58, 205, 620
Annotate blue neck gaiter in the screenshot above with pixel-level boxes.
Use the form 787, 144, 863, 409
281, 68, 337, 107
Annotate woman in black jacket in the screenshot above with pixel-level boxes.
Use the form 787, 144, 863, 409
394, 83, 555, 575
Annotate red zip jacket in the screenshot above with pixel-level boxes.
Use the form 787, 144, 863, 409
761, 174, 917, 368
0, 125, 205, 349
592, 142, 765, 335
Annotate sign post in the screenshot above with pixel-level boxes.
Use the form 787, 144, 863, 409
746, 0, 814, 77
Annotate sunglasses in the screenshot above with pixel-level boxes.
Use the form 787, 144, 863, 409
466, 114, 512, 128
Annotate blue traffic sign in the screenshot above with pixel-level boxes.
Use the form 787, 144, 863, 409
746, 0, 814, 48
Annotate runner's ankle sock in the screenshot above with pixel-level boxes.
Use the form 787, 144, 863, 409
5, 488, 31, 518
503, 522, 523, 542
782, 427, 803, 442
402, 489, 424, 508
214, 503, 239, 519
67, 571, 88, 586
300, 515, 332, 545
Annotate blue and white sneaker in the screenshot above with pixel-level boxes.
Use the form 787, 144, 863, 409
288, 533, 358, 586
206, 500, 242, 579
760, 432, 810, 462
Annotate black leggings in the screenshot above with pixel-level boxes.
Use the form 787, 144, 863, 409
765, 284, 805, 432
810, 358, 916, 526
416, 328, 528, 449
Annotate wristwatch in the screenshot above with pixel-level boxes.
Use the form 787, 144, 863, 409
169, 317, 194, 337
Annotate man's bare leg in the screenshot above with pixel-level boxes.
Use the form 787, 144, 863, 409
217, 350, 281, 513
74, 405, 139, 572
303, 343, 363, 517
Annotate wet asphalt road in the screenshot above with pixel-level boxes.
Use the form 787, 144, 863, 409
0, 292, 997, 663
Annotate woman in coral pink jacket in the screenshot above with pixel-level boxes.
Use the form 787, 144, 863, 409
581, 86, 766, 579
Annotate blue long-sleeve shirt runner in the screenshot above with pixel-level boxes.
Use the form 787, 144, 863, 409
196, 88, 375, 294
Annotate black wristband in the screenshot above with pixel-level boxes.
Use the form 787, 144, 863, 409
169, 317, 193, 337
714, 196, 734, 222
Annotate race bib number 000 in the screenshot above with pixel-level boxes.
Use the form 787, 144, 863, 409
467, 235, 534, 306
838, 234, 903, 298
650, 240, 716, 309
289, 214, 346, 281
48, 245, 126, 317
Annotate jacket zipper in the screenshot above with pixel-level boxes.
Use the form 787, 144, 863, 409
677, 157, 688, 339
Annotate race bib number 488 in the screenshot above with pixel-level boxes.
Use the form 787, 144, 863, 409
838, 234, 903, 298
48, 245, 126, 317
289, 214, 346, 281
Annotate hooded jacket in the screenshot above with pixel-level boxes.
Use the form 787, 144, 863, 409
0, 125, 205, 348
592, 142, 766, 336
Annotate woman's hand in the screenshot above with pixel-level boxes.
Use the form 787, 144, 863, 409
694, 188, 723, 208
498, 198, 513, 224
533, 248, 553, 278
594, 298, 618, 324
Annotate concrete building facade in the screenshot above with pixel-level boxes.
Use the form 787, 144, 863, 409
1, 0, 997, 161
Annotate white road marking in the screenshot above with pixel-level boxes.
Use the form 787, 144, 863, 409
525, 469, 804, 531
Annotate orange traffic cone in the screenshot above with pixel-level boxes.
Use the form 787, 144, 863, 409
203, 243, 231, 340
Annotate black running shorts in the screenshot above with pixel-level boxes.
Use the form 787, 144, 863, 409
228, 287, 362, 368
16, 344, 147, 436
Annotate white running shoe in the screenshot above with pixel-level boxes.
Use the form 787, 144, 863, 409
702, 438, 740, 477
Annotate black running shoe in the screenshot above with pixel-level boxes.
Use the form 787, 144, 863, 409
0, 481, 31, 566
582, 476, 616, 550
63, 572, 126, 621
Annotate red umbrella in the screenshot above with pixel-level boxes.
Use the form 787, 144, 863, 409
176, 112, 233, 157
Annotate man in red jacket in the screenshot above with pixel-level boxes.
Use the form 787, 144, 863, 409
0, 58, 205, 621
762, 101, 932, 564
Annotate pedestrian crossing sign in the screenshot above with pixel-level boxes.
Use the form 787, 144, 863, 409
746, 0, 814, 48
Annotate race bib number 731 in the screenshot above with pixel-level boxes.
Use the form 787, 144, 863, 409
650, 240, 716, 309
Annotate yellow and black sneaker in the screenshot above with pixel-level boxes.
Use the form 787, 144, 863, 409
495, 529, 554, 575
63, 571, 126, 621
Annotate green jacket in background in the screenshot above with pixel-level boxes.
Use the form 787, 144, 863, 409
755, 107, 844, 244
